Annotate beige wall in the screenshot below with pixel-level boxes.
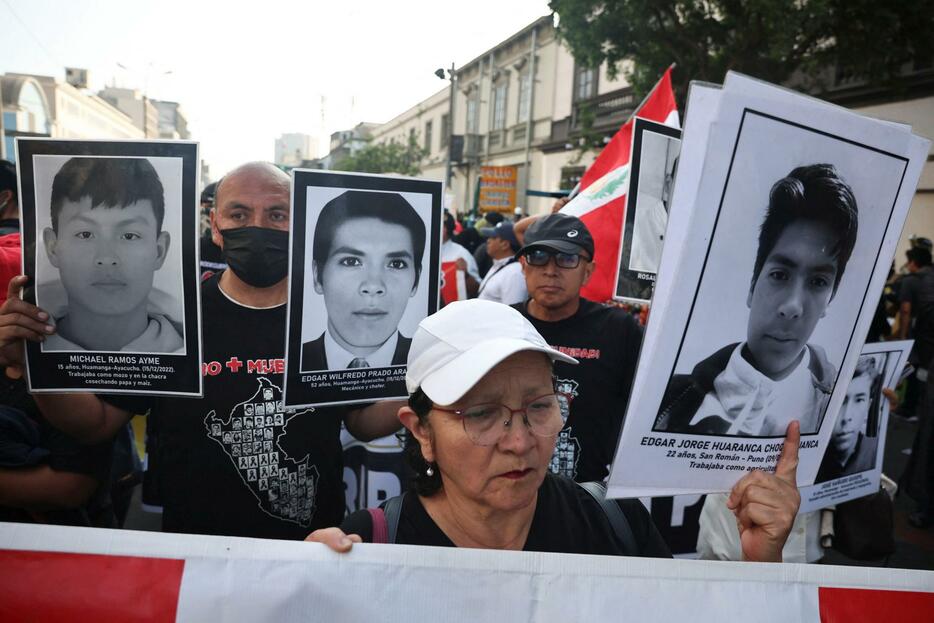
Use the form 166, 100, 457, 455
854, 95, 934, 264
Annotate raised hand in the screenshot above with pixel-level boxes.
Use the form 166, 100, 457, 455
726, 420, 801, 562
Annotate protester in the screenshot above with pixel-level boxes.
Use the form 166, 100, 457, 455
512, 213, 643, 483
477, 221, 527, 306
0, 395, 114, 528
440, 211, 479, 297
199, 181, 227, 277
473, 211, 504, 278
0, 161, 400, 539
308, 299, 801, 562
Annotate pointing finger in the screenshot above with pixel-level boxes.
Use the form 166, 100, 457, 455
775, 420, 800, 485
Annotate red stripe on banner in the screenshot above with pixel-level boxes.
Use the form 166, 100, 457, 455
0, 549, 184, 623
819, 587, 934, 622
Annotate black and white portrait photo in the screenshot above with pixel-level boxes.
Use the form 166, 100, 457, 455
284, 170, 441, 408
18, 139, 202, 396
652, 111, 909, 439
615, 119, 681, 303
798, 340, 910, 513
815, 353, 885, 482
34, 156, 185, 354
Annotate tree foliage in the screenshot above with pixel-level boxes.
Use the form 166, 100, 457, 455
334, 133, 428, 176
549, 0, 934, 105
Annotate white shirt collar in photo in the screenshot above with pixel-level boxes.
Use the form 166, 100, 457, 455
691, 343, 812, 436
324, 328, 399, 369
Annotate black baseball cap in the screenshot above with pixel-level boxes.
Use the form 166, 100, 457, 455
517, 213, 594, 257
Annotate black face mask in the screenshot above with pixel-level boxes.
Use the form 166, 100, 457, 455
219, 226, 289, 288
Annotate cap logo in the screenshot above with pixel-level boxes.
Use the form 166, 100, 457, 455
567, 230, 579, 238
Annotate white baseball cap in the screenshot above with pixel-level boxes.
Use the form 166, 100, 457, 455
405, 299, 578, 405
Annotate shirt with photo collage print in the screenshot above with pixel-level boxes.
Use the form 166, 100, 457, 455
514, 299, 643, 483
102, 271, 345, 539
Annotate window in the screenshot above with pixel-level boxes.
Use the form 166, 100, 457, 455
440, 113, 450, 148
424, 120, 433, 151
517, 73, 531, 123
492, 82, 507, 131
575, 65, 596, 101
466, 97, 479, 134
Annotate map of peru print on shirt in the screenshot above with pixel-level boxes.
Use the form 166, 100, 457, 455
205, 377, 319, 526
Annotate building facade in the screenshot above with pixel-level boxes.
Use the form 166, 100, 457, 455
152, 99, 190, 140
1, 72, 145, 162
274, 132, 318, 168
368, 15, 636, 216
366, 15, 934, 255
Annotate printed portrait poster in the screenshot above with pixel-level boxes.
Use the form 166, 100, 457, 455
614, 118, 682, 304
17, 139, 202, 396
798, 340, 912, 513
283, 170, 442, 408
608, 74, 930, 498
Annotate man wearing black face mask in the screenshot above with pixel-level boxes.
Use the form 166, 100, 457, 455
0, 162, 402, 539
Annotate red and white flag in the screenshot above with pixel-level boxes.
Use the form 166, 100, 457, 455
440, 261, 467, 305
562, 66, 679, 302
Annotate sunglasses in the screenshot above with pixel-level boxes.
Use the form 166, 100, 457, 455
523, 248, 589, 269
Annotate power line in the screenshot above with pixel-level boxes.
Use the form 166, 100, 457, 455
1, 0, 61, 67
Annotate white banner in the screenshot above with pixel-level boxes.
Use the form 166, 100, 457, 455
1, 523, 932, 622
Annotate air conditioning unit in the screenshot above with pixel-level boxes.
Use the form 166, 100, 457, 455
65, 67, 89, 89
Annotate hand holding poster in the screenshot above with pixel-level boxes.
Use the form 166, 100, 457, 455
16, 139, 203, 396
282, 170, 441, 408
608, 73, 931, 498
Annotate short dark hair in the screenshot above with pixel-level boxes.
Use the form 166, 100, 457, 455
485, 211, 504, 225
50, 158, 165, 233
0, 160, 16, 201
907, 247, 932, 268
443, 211, 455, 237
752, 164, 858, 293
312, 190, 425, 287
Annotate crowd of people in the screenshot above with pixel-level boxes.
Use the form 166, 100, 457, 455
0, 156, 929, 565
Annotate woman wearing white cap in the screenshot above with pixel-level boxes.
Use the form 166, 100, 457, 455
308, 300, 800, 560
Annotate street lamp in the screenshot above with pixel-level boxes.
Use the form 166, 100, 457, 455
435, 63, 456, 189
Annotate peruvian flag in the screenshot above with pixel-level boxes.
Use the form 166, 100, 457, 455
562, 66, 679, 302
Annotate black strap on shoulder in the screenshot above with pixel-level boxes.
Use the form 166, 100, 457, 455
382, 492, 406, 544
577, 481, 639, 556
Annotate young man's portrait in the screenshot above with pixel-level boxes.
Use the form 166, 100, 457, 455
37, 157, 184, 353
300, 190, 426, 371
656, 163, 859, 437
815, 354, 883, 482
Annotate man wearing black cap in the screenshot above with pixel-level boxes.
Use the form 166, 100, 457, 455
513, 213, 642, 483
477, 221, 527, 305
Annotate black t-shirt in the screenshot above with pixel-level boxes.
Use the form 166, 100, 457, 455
103, 272, 344, 539
513, 300, 643, 483
341, 474, 671, 557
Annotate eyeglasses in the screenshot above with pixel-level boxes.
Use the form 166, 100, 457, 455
433, 393, 565, 446
523, 248, 589, 269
